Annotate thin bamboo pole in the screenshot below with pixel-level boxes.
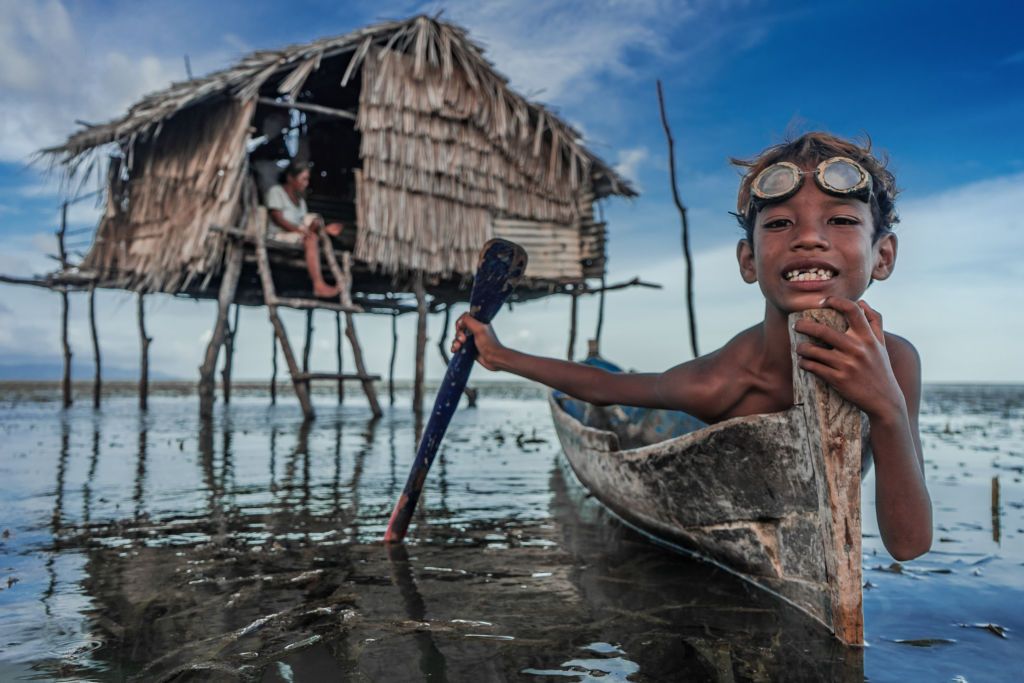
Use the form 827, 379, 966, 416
270, 327, 278, 405
413, 273, 427, 413
345, 312, 382, 418
255, 235, 314, 419
567, 290, 578, 361
303, 310, 314, 374
221, 304, 240, 404
89, 284, 101, 408
389, 311, 398, 406
199, 240, 244, 418
58, 202, 71, 408
656, 79, 699, 358
137, 293, 151, 411
335, 311, 344, 405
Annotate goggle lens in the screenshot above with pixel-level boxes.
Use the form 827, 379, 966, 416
756, 165, 799, 198
819, 159, 864, 193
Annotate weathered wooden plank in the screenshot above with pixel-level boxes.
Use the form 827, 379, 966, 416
549, 308, 863, 644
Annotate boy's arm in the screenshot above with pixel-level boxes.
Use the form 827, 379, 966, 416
794, 298, 932, 561
452, 313, 707, 412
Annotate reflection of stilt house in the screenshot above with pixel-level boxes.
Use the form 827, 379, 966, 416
16, 15, 639, 419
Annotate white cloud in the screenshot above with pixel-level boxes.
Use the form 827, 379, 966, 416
0, 1, 227, 162
613, 147, 650, 185
413, 0, 686, 104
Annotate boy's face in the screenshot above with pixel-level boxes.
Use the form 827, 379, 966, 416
736, 171, 897, 314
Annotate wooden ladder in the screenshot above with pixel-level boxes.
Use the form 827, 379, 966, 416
255, 229, 382, 420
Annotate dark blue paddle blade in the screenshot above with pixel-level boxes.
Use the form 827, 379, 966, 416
384, 239, 527, 542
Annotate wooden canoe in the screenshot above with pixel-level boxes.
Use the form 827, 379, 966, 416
549, 309, 864, 644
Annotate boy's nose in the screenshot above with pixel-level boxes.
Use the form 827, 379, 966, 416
791, 220, 830, 249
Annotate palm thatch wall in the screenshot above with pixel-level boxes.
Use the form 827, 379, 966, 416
42, 15, 634, 295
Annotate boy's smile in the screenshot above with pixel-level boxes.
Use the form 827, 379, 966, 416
736, 172, 897, 313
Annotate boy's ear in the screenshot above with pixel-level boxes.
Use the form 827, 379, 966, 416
871, 233, 898, 281
736, 239, 757, 283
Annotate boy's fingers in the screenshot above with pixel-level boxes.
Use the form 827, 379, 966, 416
822, 296, 872, 336
797, 357, 840, 384
793, 319, 852, 351
858, 300, 885, 342
796, 342, 841, 367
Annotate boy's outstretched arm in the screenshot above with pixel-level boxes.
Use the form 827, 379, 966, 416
793, 297, 932, 561
452, 313, 696, 411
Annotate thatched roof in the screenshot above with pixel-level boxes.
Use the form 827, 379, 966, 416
45, 15, 634, 200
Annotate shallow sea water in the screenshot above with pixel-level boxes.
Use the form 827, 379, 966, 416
0, 382, 1021, 682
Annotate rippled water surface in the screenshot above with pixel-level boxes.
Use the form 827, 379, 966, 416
0, 383, 1021, 681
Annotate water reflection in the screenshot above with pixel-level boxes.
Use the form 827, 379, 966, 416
1, 385, 1021, 681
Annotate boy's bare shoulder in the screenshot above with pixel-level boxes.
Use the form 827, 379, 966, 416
884, 331, 922, 402
660, 326, 762, 420
883, 332, 920, 363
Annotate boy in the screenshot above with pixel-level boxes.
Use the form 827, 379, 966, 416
452, 132, 932, 561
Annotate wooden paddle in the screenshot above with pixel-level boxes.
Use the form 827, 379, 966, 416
384, 239, 528, 543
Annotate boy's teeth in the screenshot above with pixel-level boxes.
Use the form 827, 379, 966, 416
785, 268, 835, 281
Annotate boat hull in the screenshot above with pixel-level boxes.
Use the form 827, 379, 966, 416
548, 309, 864, 643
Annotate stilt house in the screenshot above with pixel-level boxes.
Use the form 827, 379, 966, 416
28, 15, 638, 418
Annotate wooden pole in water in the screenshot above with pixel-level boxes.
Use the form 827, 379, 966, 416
656, 79, 699, 358
413, 273, 427, 413
137, 293, 151, 411
58, 201, 72, 408
594, 202, 606, 352
345, 312, 382, 418
302, 310, 313, 374
389, 311, 398, 406
89, 284, 101, 408
270, 327, 278, 405
199, 241, 243, 418
335, 311, 344, 405
567, 289, 578, 361
221, 304, 240, 404
992, 475, 1001, 544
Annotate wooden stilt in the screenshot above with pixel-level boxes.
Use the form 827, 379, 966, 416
270, 327, 278, 405
345, 312, 382, 418
318, 232, 380, 415
137, 293, 151, 411
57, 202, 72, 408
255, 233, 314, 419
199, 240, 244, 418
60, 287, 72, 408
335, 311, 344, 405
594, 273, 606, 352
89, 284, 101, 408
303, 309, 314, 374
389, 311, 398, 406
221, 304, 240, 404
567, 289, 579, 361
413, 273, 427, 413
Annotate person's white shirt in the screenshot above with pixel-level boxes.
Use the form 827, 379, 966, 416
265, 185, 307, 230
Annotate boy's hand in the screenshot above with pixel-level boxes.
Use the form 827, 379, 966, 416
452, 313, 506, 372
793, 297, 905, 419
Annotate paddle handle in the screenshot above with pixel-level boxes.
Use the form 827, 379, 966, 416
384, 240, 527, 543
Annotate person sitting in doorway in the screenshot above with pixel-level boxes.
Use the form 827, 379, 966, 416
265, 161, 345, 299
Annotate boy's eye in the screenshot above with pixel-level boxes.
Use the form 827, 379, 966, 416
828, 216, 861, 226
762, 217, 792, 229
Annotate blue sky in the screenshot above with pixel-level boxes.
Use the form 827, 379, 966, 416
1, 0, 1022, 383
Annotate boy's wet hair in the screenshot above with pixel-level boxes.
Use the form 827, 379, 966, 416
732, 132, 899, 242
